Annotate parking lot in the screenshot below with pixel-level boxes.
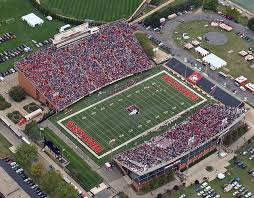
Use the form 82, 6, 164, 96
0, 158, 47, 198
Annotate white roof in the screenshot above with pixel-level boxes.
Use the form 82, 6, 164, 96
245, 83, 254, 92
235, 76, 247, 84
21, 13, 44, 27
217, 173, 225, 180
202, 53, 227, 69
195, 46, 209, 56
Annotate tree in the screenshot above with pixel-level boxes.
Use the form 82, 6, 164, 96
247, 18, 254, 31
31, 162, 44, 178
9, 86, 26, 102
24, 121, 41, 141
203, 0, 219, 11
225, 7, 240, 22
52, 181, 78, 198
14, 143, 38, 170
39, 170, 63, 195
145, 13, 161, 28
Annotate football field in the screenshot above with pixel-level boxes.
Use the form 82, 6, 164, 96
41, 0, 143, 21
58, 70, 207, 159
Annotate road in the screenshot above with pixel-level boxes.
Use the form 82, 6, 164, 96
137, 10, 254, 106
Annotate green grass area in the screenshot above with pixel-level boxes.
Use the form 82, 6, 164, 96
50, 67, 210, 165
230, 0, 254, 12
42, 128, 103, 190
41, 0, 143, 22
164, 140, 254, 198
173, 20, 254, 79
0, 133, 12, 158
0, 95, 11, 110
135, 32, 155, 58
23, 102, 43, 113
0, 0, 63, 72
7, 111, 23, 124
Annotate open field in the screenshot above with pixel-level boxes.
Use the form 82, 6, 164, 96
173, 20, 254, 80
0, 0, 63, 72
50, 67, 210, 165
164, 140, 254, 198
0, 133, 12, 158
230, 0, 254, 12
42, 127, 102, 190
41, 0, 143, 22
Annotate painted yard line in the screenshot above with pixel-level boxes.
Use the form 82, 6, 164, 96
57, 71, 207, 159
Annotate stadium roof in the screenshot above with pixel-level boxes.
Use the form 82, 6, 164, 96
16, 21, 152, 110
21, 13, 44, 27
202, 53, 227, 69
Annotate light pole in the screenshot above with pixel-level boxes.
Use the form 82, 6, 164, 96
109, 139, 116, 161
39, 127, 44, 140
186, 136, 195, 174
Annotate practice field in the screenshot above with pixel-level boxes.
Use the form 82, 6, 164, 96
230, 0, 254, 12
41, 0, 143, 22
58, 70, 207, 159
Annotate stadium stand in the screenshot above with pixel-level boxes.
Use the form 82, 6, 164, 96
16, 20, 152, 110
166, 58, 242, 107
114, 104, 247, 188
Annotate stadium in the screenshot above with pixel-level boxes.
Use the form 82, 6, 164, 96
16, 20, 248, 190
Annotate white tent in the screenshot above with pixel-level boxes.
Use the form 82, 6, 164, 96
195, 46, 209, 57
217, 173, 225, 180
21, 13, 44, 27
203, 53, 227, 69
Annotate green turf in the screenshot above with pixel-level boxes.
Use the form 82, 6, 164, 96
230, 0, 254, 12
0, 133, 12, 158
43, 127, 102, 190
59, 71, 205, 158
173, 20, 254, 80
0, 0, 64, 72
41, 0, 143, 22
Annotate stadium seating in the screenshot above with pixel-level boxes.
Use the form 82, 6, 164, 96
115, 104, 246, 173
17, 21, 152, 110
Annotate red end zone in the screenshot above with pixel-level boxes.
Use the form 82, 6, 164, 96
161, 74, 199, 101
187, 71, 203, 84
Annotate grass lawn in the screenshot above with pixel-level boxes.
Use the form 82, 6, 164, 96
0, 0, 64, 72
7, 111, 23, 124
0, 95, 11, 110
23, 102, 43, 113
0, 133, 12, 158
173, 20, 254, 80
42, 127, 103, 190
41, 0, 143, 22
50, 67, 210, 165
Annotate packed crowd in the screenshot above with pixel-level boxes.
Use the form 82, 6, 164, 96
115, 104, 246, 173
17, 21, 151, 110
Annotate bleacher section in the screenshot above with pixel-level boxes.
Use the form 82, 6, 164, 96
16, 20, 152, 110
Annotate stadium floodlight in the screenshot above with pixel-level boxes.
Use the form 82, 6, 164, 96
186, 136, 195, 174
109, 139, 116, 160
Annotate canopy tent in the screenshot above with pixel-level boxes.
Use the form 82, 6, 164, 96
21, 13, 44, 27
203, 53, 227, 70
195, 46, 209, 57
